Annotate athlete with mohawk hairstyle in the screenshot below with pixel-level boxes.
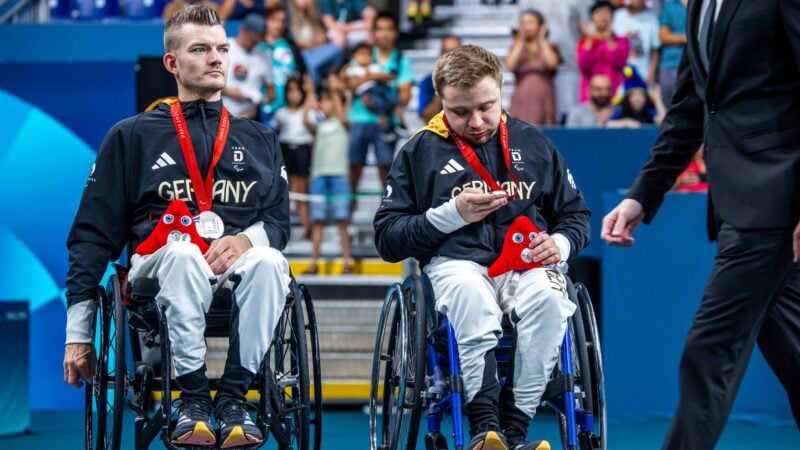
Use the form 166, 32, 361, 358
374, 44, 590, 450
63, 5, 290, 448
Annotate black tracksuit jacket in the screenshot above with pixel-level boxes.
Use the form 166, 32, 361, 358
374, 114, 591, 268
65, 99, 289, 309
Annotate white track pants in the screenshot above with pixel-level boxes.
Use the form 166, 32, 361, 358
128, 241, 291, 376
424, 257, 576, 418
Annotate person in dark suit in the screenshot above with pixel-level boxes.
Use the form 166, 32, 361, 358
600, 0, 800, 448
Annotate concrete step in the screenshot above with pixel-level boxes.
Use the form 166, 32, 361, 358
299, 276, 402, 300
320, 351, 373, 380
317, 325, 378, 352
312, 300, 384, 326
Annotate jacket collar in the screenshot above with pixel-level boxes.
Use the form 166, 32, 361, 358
421, 111, 508, 140
153, 97, 223, 118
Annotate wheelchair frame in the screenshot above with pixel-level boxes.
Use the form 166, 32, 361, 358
84, 269, 323, 450
369, 274, 606, 450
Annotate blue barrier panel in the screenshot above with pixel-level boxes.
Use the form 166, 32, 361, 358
0, 301, 30, 436
0, 22, 243, 63
0, 62, 136, 150
0, 89, 97, 411
544, 128, 657, 259
602, 191, 793, 423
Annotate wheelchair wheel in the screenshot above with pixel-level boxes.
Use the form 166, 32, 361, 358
85, 275, 127, 450
299, 284, 323, 450
576, 283, 606, 450
270, 296, 311, 450
555, 282, 603, 450
368, 275, 426, 450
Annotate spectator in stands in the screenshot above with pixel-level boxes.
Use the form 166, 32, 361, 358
345, 43, 397, 132
270, 75, 315, 238
565, 73, 614, 127
343, 12, 414, 194
657, 0, 687, 109
222, 13, 274, 120
506, 10, 560, 126
673, 146, 707, 193
162, 0, 218, 21
515, 0, 592, 122
418, 34, 462, 123
218, 0, 272, 20
577, 1, 629, 103
319, 0, 376, 50
287, 0, 343, 84
261, 5, 306, 124
606, 66, 666, 128
612, 0, 660, 87
303, 75, 353, 275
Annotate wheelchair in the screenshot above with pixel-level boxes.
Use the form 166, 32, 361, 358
369, 273, 606, 450
85, 264, 323, 450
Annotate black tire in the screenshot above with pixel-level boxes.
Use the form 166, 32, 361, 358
400, 275, 427, 448
299, 284, 323, 450
85, 276, 127, 450
576, 283, 606, 450
368, 277, 426, 450
271, 298, 311, 450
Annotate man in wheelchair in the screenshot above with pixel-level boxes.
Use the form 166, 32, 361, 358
374, 45, 591, 450
63, 5, 291, 448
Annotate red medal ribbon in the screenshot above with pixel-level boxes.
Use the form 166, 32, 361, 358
443, 115, 519, 200
170, 101, 230, 212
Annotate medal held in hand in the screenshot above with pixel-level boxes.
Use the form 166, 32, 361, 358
170, 101, 230, 239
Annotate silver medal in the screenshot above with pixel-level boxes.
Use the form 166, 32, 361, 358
195, 211, 224, 239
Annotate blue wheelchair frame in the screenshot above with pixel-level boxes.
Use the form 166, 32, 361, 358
425, 318, 590, 449
369, 274, 605, 450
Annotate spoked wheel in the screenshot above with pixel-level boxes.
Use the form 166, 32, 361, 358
576, 283, 606, 450
85, 276, 127, 450
369, 275, 426, 450
299, 284, 323, 450
270, 297, 311, 450
555, 283, 595, 450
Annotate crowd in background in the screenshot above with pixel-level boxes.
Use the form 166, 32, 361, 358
145, 0, 704, 248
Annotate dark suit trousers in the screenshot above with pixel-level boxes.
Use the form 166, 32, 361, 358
663, 223, 800, 450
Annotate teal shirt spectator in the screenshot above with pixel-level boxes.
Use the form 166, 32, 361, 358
349, 48, 415, 125
659, 0, 687, 70
260, 38, 297, 119
319, 0, 368, 23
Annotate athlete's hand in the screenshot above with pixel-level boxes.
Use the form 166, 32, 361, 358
528, 232, 560, 266
455, 188, 508, 223
601, 198, 644, 247
205, 235, 252, 275
64, 343, 96, 388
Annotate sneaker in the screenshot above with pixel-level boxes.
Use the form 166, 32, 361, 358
170, 398, 216, 446
216, 400, 263, 449
510, 440, 551, 450
467, 430, 509, 450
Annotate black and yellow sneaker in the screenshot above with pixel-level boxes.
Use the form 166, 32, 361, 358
467, 430, 509, 450
170, 398, 216, 446
216, 400, 263, 449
